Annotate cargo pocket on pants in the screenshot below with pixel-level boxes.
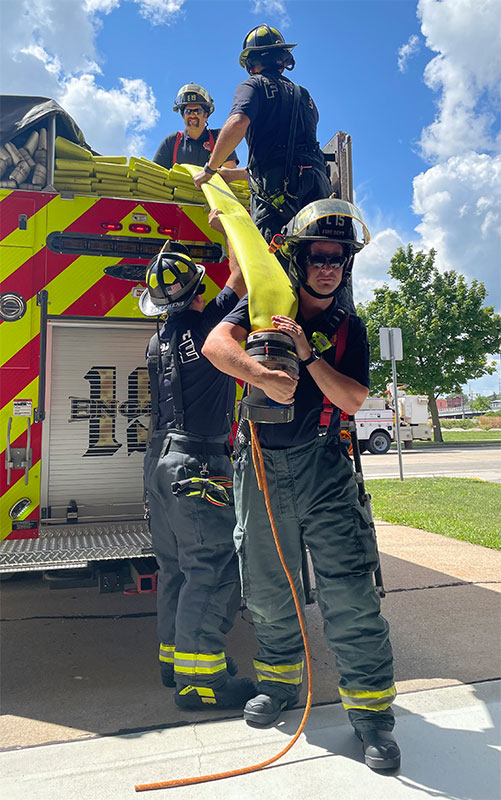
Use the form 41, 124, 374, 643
352, 505, 379, 573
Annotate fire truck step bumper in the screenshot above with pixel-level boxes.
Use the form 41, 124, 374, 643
0, 521, 152, 573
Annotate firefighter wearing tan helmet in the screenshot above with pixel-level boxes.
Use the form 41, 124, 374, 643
153, 83, 239, 170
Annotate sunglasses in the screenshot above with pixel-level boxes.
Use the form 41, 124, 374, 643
306, 254, 345, 269
183, 107, 205, 116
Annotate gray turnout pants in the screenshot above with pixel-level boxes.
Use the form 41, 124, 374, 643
233, 434, 396, 731
144, 430, 240, 687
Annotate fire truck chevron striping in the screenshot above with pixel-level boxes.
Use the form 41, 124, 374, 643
0, 188, 229, 559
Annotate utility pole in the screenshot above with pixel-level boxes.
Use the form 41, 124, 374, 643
379, 327, 404, 481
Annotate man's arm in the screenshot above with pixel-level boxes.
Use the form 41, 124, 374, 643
193, 114, 250, 187
202, 321, 298, 405
222, 159, 238, 169
208, 209, 246, 298
271, 314, 369, 415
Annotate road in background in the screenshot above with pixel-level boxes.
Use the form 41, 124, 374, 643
362, 444, 501, 482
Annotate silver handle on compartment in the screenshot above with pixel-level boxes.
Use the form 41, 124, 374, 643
25, 417, 31, 484
5, 416, 12, 486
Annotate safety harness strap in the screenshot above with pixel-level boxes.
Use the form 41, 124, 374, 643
173, 129, 215, 165
172, 131, 183, 165
319, 312, 350, 429
147, 328, 184, 436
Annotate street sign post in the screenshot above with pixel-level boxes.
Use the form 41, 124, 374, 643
379, 327, 404, 481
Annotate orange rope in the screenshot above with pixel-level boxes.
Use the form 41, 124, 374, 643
135, 420, 313, 792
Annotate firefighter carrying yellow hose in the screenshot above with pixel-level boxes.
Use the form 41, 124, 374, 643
140, 223, 255, 710
202, 198, 401, 770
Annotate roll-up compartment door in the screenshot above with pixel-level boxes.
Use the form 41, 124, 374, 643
45, 323, 153, 520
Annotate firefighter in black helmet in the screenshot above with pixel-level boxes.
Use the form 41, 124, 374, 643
202, 199, 401, 771
141, 230, 255, 711
193, 25, 331, 242
153, 83, 239, 170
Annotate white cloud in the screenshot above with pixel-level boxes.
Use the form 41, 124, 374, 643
412, 152, 501, 307
132, 0, 185, 25
251, 1, 290, 28
353, 228, 405, 305
397, 34, 420, 73
0, 0, 159, 155
60, 76, 159, 155
417, 0, 501, 161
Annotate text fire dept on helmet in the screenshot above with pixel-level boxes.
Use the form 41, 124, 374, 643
193, 26, 332, 243
202, 198, 401, 771
140, 230, 255, 710
153, 83, 239, 170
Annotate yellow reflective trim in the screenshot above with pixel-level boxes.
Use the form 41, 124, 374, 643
174, 664, 226, 675
257, 675, 303, 685
159, 644, 174, 663
338, 685, 396, 700
254, 659, 303, 674
44, 254, 123, 315
175, 652, 225, 662
178, 685, 216, 704
0, 296, 37, 368
340, 699, 395, 712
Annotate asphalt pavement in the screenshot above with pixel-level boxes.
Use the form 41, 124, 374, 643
361, 443, 501, 482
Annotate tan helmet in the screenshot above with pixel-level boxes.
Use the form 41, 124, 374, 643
173, 83, 215, 115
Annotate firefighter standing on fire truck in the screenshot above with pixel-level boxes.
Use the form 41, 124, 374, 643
140, 221, 255, 710
153, 83, 239, 171
193, 26, 332, 243
202, 199, 401, 770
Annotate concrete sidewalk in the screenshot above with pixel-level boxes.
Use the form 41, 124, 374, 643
1, 680, 499, 799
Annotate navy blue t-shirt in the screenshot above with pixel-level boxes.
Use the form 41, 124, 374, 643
154, 287, 239, 436
153, 127, 238, 170
223, 295, 370, 448
229, 70, 325, 173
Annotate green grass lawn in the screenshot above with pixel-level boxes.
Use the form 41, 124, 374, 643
366, 477, 501, 549
391, 429, 501, 447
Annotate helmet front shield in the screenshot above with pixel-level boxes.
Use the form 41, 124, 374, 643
288, 199, 370, 249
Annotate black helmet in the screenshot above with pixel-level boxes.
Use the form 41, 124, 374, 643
282, 199, 370, 299
173, 83, 215, 116
139, 243, 206, 317
239, 24, 297, 72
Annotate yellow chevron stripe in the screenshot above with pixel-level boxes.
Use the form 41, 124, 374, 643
0, 244, 34, 279
0, 296, 38, 368
1, 194, 96, 282
0, 378, 39, 452
0, 460, 41, 541
178, 203, 225, 246
45, 253, 124, 315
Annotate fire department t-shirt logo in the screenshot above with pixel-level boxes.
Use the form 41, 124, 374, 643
178, 330, 199, 363
203, 141, 212, 151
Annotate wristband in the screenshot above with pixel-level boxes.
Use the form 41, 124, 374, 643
301, 350, 321, 367
203, 162, 217, 175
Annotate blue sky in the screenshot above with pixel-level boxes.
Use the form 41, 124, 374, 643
2, 0, 500, 394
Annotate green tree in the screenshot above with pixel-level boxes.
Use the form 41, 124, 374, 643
357, 245, 501, 441
471, 395, 492, 412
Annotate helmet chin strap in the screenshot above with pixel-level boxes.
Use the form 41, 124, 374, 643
302, 282, 338, 300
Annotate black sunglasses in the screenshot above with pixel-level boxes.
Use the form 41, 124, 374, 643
306, 254, 345, 269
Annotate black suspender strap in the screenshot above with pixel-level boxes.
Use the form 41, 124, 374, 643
147, 327, 184, 436
283, 83, 301, 196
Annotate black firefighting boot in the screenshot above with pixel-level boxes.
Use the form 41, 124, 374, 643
161, 655, 239, 688
174, 676, 256, 710
243, 692, 300, 727
355, 729, 401, 770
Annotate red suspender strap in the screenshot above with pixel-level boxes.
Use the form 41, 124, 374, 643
208, 129, 215, 151
319, 314, 350, 429
172, 131, 183, 165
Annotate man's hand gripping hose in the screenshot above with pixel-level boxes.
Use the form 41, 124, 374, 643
134, 420, 313, 792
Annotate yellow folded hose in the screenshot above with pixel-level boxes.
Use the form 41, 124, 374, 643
181, 164, 297, 328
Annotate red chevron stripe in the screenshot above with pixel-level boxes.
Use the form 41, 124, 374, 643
62, 274, 132, 317
0, 191, 54, 240
0, 334, 39, 406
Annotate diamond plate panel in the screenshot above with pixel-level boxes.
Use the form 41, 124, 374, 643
0, 521, 152, 572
